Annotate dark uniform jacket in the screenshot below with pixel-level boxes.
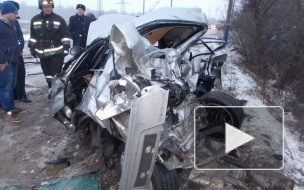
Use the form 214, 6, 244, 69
28, 11, 70, 58
0, 18, 18, 65
13, 20, 24, 52
68, 14, 91, 48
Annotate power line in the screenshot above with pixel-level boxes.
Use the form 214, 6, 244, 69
116, 0, 129, 14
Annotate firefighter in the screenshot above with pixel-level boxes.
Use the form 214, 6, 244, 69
28, 0, 70, 99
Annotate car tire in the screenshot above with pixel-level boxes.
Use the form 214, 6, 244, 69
151, 163, 179, 190
200, 91, 244, 128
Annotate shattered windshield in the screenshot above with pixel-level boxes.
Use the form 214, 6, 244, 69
143, 26, 202, 49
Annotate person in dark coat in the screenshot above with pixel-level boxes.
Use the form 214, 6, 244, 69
6, 1, 32, 103
0, 1, 26, 123
86, 12, 97, 22
68, 4, 92, 48
28, 0, 70, 99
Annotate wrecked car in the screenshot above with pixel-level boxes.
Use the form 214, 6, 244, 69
50, 7, 292, 190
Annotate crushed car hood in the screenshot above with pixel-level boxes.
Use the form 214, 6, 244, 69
51, 7, 209, 130
76, 7, 208, 128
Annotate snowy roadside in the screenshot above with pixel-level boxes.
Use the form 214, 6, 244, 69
221, 48, 304, 188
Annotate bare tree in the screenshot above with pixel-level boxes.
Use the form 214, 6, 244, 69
230, 0, 304, 139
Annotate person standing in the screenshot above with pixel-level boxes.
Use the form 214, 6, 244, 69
0, 1, 25, 123
28, 0, 70, 99
68, 4, 91, 48
86, 12, 97, 22
6, 1, 32, 103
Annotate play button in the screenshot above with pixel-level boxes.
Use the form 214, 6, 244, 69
225, 123, 254, 153
195, 106, 283, 170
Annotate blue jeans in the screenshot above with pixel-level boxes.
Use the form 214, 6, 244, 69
0, 63, 17, 113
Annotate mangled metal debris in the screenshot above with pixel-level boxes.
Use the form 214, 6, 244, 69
50, 7, 294, 190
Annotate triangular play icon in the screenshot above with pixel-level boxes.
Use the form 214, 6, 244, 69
225, 123, 254, 153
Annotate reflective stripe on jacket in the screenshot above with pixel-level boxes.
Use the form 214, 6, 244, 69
28, 11, 70, 58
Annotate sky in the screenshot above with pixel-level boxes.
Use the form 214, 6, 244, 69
22, 0, 226, 19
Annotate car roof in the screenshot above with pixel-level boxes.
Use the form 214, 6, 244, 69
87, 14, 136, 45
86, 7, 208, 45
132, 7, 207, 30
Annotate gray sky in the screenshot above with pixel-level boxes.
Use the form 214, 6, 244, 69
23, 0, 226, 19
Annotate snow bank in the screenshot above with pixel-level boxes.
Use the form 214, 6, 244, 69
222, 47, 304, 187
222, 50, 265, 106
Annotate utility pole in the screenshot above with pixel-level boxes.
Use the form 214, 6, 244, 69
143, 0, 145, 14
97, 0, 103, 17
223, 0, 233, 43
116, 0, 129, 14
170, 0, 173, 7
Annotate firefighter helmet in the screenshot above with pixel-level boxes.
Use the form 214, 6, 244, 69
38, 0, 54, 10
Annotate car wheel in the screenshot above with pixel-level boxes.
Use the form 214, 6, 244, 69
151, 163, 179, 190
200, 91, 244, 129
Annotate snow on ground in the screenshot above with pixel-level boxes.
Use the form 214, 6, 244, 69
285, 127, 304, 185
222, 51, 265, 106
23, 33, 30, 41
221, 47, 304, 187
